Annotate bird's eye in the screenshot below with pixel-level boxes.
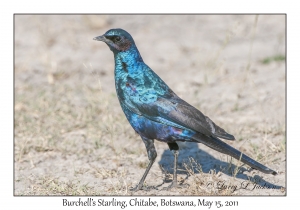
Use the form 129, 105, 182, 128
114, 36, 121, 42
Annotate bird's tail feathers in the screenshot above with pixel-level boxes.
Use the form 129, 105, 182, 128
192, 133, 277, 175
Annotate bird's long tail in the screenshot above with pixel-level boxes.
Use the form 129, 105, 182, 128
192, 133, 277, 175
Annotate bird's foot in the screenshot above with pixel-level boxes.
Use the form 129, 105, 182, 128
162, 181, 188, 191
130, 184, 158, 192
129, 184, 143, 192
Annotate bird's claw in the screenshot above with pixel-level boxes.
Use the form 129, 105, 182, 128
162, 182, 188, 191
130, 184, 158, 192
129, 184, 142, 192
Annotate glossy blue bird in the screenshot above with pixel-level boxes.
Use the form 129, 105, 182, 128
94, 28, 277, 191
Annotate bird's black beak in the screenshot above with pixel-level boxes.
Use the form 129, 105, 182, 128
93, 35, 106, 42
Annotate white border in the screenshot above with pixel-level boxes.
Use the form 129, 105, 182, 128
2, 0, 296, 209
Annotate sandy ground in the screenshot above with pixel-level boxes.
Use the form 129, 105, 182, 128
14, 15, 285, 195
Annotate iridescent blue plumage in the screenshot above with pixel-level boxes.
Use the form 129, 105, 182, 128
94, 28, 277, 191
121, 103, 196, 142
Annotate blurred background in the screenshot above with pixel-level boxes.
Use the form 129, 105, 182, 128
15, 15, 285, 195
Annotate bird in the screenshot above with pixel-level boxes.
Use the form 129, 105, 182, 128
93, 28, 277, 191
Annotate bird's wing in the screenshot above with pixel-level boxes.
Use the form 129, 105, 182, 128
135, 94, 235, 140
120, 65, 234, 140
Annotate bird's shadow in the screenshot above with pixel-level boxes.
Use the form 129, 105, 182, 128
157, 142, 283, 191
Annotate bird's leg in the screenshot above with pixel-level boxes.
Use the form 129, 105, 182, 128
130, 137, 157, 191
164, 142, 179, 190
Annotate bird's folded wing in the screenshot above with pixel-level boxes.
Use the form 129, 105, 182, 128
135, 96, 235, 140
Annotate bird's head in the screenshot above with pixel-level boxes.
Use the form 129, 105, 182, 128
93, 28, 135, 53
